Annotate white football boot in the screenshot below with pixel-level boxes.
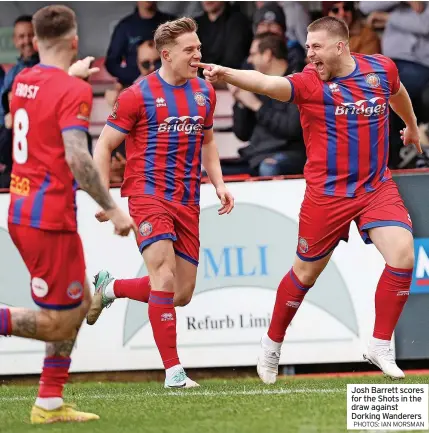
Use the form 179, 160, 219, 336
257, 334, 282, 385
164, 366, 200, 389
364, 339, 405, 380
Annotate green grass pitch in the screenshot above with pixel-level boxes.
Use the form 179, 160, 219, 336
1, 375, 428, 433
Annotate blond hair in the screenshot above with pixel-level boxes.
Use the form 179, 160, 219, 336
154, 17, 197, 52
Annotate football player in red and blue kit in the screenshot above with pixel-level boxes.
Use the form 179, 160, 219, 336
197, 16, 421, 382
86, 17, 234, 388
0, 5, 135, 424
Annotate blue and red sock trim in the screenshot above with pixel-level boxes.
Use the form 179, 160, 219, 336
289, 268, 313, 291
0, 308, 12, 336
148, 291, 174, 305
43, 357, 72, 369
385, 264, 413, 279
38, 356, 71, 398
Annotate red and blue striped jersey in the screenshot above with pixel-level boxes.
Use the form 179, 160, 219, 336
8, 65, 93, 231
106, 70, 216, 205
287, 53, 400, 198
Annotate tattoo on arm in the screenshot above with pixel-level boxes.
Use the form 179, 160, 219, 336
62, 129, 115, 211
46, 340, 75, 357
11, 311, 37, 338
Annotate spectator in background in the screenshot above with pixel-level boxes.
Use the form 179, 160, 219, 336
253, 2, 306, 72
196, 2, 252, 71
253, 2, 286, 35
105, 1, 173, 88
224, 33, 305, 177
0, 15, 39, 188
1, 15, 39, 122
324, 2, 380, 54
157, 1, 203, 18
282, 1, 311, 51
360, 1, 429, 167
135, 40, 161, 82
105, 40, 160, 107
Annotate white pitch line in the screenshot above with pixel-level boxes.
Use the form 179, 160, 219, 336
0, 388, 344, 402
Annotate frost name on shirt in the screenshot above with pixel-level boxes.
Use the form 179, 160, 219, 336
15, 83, 39, 100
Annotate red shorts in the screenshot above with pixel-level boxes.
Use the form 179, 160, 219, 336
297, 179, 412, 261
8, 224, 85, 309
128, 196, 200, 266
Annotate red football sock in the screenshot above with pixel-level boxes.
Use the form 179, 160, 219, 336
267, 269, 313, 343
38, 357, 71, 398
373, 264, 412, 340
113, 276, 151, 303
148, 291, 180, 369
0, 308, 12, 336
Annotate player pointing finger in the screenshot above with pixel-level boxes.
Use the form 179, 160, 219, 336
195, 16, 420, 384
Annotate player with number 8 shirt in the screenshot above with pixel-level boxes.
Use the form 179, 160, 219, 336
1, 4, 136, 424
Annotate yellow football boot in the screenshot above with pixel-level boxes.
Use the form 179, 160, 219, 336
30, 404, 100, 424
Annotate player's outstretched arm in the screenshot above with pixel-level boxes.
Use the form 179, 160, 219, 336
192, 62, 292, 102
389, 83, 422, 153
202, 129, 234, 215
62, 129, 136, 236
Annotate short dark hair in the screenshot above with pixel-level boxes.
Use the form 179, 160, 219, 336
254, 33, 288, 61
14, 15, 33, 26
137, 39, 156, 50
154, 17, 197, 52
32, 5, 77, 41
307, 16, 349, 40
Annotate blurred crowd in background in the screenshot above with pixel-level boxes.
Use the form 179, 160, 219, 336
1, 1, 429, 188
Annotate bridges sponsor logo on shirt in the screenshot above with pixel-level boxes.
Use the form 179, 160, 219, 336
158, 116, 204, 135
335, 97, 387, 117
